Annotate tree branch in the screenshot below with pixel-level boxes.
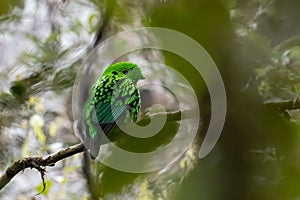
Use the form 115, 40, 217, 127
0, 143, 86, 191
265, 98, 300, 111
0, 109, 194, 192
147, 110, 196, 121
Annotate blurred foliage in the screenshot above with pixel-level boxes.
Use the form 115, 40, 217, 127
0, 0, 23, 16
0, 0, 93, 199
1, 0, 300, 199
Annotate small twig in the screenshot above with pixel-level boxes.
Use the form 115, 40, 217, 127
147, 110, 196, 121
265, 98, 300, 111
0, 143, 86, 191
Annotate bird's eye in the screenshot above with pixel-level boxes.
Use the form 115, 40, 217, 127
122, 69, 129, 74
112, 71, 118, 75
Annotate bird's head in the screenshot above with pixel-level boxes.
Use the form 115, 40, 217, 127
103, 62, 145, 83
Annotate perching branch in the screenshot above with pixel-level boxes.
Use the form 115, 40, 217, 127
146, 110, 196, 121
0, 109, 194, 192
265, 98, 300, 111
0, 143, 86, 191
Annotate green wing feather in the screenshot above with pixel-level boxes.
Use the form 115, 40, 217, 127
87, 78, 140, 136
94, 101, 126, 124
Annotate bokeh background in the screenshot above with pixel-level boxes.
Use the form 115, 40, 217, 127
1, 0, 300, 199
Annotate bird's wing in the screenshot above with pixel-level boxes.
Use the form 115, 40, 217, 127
111, 78, 140, 122
93, 101, 125, 124
92, 78, 137, 132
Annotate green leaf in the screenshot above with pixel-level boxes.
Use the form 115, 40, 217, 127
88, 13, 98, 33
45, 32, 58, 44
36, 180, 52, 195
10, 81, 26, 97
0, 0, 23, 16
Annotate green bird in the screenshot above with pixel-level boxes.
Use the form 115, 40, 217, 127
84, 62, 145, 157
